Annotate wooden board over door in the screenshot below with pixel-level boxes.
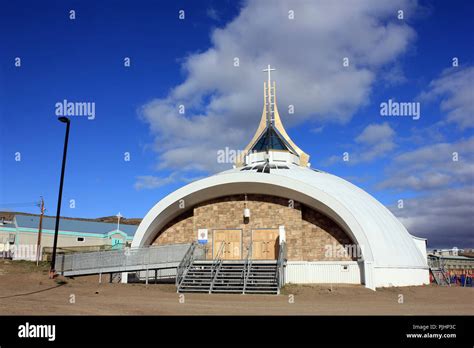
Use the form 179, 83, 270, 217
252, 229, 280, 260
213, 229, 242, 260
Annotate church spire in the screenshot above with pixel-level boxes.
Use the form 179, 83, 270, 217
236, 66, 310, 168
263, 64, 276, 127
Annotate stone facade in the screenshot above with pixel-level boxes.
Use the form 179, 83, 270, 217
152, 194, 356, 261
152, 209, 194, 246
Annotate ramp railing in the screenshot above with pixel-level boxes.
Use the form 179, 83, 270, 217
55, 243, 195, 276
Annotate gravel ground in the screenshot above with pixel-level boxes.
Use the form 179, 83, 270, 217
0, 260, 472, 315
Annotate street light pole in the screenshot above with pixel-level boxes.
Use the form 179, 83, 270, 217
49, 116, 70, 278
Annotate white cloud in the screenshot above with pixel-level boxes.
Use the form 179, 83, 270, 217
400, 123, 446, 146
140, 0, 417, 173
380, 135, 474, 247
311, 126, 324, 134
356, 122, 395, 145
134, 175, 175, 190
381, 63, 408, 87
419, 66, 474, 129
378, 136, 474, 191
354, 122, 396, 162
206, 7, 220, 21
323, 122, 397, 165
390, 188, 474, 247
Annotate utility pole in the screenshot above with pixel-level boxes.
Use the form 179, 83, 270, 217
36, 197, 45, 266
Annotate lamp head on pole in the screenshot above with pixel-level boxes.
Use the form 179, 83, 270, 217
58, 116, 70, 123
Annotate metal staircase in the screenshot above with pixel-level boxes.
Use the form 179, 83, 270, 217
177, 242, 286, 295
178, 260, 279, 294
178, 261, 215, 292
428, 255, 451, 286
243, 261, 279, 294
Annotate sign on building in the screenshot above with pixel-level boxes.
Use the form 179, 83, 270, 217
198, 229, 208, 244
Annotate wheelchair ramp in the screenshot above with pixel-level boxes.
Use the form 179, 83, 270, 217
55, 243, 200, 277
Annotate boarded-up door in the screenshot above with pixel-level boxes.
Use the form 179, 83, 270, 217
213, 230, 242, 260
252, 229, 280, 260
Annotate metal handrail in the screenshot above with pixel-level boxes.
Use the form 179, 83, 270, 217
56, 243, 191, 274
428, 256, 451, 286
439, 258, 451, 286
209, 242, 225, 293
276, 242, 287, 290
176, 242, 197, 287
243, 243, 253, 293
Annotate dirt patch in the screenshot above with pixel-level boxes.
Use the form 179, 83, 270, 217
0, 260, 472, 315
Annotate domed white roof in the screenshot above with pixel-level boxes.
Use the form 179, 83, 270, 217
133, 163, 427, 269
219, 164, 427, 268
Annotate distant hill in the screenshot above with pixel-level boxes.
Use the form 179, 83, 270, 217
0, 211, 142, 226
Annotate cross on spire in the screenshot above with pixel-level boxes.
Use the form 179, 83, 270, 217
263, 64, 275, 86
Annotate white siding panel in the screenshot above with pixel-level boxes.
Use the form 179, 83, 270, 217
374, 267, 429, 287
285, 261, 362, 284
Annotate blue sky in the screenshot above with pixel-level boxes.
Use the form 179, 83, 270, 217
1, 0, 473, 247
